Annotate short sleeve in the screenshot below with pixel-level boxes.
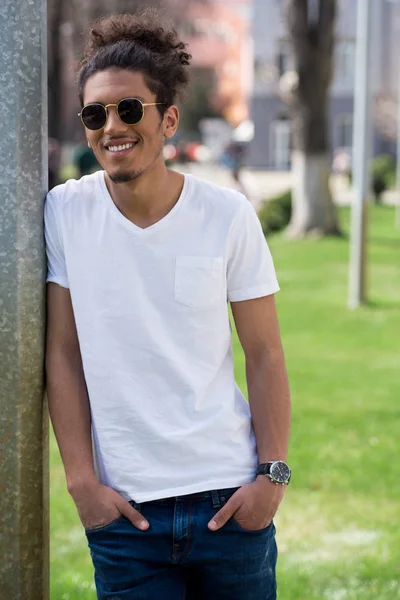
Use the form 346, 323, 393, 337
44, 190, 69, 288
227, 198, 279, 302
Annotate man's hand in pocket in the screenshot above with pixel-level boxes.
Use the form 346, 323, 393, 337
69, 480, 149, 531
208, 477, 286, 532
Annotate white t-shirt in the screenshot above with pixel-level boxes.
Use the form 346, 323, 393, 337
44, 170, 280, 503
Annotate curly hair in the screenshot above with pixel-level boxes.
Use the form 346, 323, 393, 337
77, 9, 192, 116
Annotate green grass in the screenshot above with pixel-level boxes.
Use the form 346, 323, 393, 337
50, 205, 400, 599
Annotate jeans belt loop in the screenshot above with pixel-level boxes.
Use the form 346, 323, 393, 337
211, 489, 221, 508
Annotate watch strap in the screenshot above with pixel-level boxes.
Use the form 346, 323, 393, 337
256, 462, 273, 476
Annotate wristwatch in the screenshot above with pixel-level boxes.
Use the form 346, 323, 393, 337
256, 461, 291, 485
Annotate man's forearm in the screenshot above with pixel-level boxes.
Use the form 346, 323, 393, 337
246, 346, 291, 464
46, 351, 97, 493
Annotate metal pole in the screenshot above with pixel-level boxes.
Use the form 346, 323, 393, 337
396, 69, 400, 227
0, 0, 49, 598
348, 0, 372, 309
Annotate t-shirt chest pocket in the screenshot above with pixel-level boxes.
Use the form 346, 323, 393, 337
174, 256, 224, 308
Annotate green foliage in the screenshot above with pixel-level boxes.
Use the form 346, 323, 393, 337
179, 76, 222, 135
350, 154, 397, 201
257, 190, 292, 234
371, 154, 396, 199
59, 164, 78, 183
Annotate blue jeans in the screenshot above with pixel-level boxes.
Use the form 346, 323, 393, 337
85, 486, 278, 600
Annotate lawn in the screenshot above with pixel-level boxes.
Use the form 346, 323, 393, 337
50, 204, 400, 599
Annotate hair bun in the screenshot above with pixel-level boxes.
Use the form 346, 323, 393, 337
78, 8, 191, 107
83, 9, 191, 67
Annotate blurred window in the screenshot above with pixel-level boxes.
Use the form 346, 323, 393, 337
195, 18, 211, 38
254, 58, 277, 84
224, 60, 239, 77
270, 116, 292, 170
277, 40, 292, 77
215, 22, 236, 44
180, 22, 197, 38
337, 114, 353, 148
192, 18, 236, 43
335, 40, 355, 82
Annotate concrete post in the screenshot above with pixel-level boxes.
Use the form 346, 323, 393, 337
0, 0, 49, 598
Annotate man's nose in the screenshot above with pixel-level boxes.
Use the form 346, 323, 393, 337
103, 106, 129, 134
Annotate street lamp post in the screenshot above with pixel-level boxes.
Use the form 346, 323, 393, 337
348, 0, 373, 309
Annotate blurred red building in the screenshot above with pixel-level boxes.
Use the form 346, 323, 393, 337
183, 0, 252, 126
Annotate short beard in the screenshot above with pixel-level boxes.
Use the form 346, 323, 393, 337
108, 139, 164, 184
109, 169, 143, 184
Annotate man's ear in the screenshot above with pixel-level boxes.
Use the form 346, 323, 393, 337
163, 105, 180, 139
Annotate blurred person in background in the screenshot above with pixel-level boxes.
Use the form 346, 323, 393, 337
225, 140, 247, 178
72, 133, 100, 177
176, 138, 189, 163
44, 8, 291, 600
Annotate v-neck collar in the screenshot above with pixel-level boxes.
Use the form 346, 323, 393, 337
97, 170, 190, 236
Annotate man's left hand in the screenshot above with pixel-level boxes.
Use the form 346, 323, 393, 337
208, 476, 287, 532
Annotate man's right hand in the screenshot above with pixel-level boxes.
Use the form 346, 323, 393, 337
68, 480, 149, 531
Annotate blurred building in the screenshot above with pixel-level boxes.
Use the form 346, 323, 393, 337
249, 0, 398, 170
183, 0, 253, 127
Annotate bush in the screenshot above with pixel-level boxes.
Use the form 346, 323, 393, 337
349, 154, 396, 202
371, 154, 396, 201
257, 190, 292, 234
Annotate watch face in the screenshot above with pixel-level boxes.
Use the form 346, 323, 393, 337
271, 461, 291, 483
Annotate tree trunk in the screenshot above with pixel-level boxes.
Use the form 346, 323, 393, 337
284, 0, 342, 238
288, 151, 339, 237
48, 0, 63, 141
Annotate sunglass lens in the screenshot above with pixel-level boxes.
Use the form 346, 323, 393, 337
81, 104, 107, 130
118, 98, 144, 125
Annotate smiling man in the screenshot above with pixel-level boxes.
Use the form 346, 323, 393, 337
44, 9, 291, 600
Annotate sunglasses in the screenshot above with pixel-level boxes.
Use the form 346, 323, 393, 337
78, 97, 166, 131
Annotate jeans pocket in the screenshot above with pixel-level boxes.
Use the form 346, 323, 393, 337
219, 489, 275, 535
230, 517, 275, 535
85, 515, 125, 534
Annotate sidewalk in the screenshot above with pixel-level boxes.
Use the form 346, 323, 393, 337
175, 163, 400, 210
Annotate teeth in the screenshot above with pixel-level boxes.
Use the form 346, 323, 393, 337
108, 143, 135, 152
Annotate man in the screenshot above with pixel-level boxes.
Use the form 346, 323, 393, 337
45, 10, 291, 600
